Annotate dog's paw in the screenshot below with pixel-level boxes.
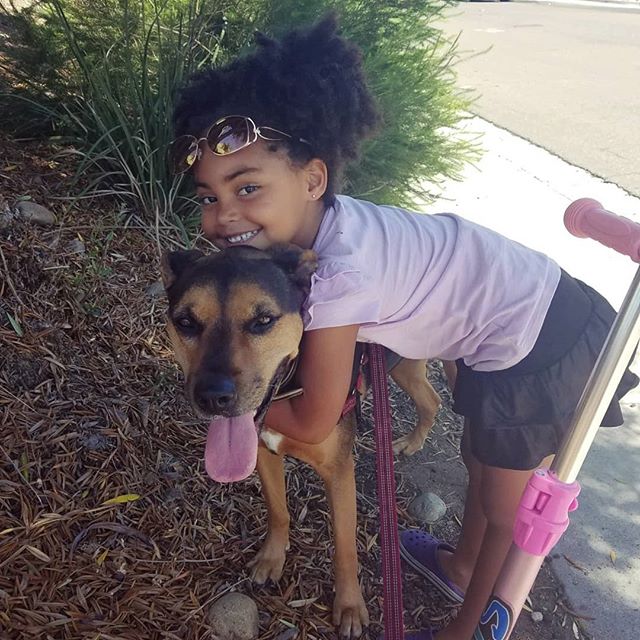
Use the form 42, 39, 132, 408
248, 540, 288, 584
333, 590, 369, 638
392, 430, 428, 456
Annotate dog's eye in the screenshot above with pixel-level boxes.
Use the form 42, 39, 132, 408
174, 315, 200, 335
248, 314, 277, 334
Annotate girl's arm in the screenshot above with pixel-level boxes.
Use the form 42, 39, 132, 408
263, 324, 360, 444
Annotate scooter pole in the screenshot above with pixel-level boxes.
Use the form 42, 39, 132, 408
473, 199, 640, 640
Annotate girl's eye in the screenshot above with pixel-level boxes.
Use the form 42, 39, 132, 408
238, 185, 259, 196
248, 314, 278, 335
199, 195, 217, 206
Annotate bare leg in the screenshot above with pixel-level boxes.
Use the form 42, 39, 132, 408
442, 359, 457, 391
436, 454, 554, 640
437, 419, 487, 592
249, 446, 290, 583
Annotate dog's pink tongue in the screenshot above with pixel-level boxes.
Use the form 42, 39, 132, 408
204, 414, 258, 483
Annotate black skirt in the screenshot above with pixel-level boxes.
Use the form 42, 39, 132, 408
452, 270, 639, 470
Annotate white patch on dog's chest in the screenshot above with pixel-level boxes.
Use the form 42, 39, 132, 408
260, 428, 284, 454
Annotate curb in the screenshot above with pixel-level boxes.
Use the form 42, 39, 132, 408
518, 0, 640, 10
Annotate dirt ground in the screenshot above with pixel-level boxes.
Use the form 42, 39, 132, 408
0, 135, 589, 639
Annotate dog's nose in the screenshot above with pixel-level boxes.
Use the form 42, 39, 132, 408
194, 375, 237, 414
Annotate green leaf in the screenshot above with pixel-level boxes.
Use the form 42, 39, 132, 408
102, 493, 141, 506
6, 312, 24, 337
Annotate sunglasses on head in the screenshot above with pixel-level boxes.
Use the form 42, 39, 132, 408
169, 115, 311, 175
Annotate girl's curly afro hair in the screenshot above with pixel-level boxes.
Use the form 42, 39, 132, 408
172, 13, 380, 202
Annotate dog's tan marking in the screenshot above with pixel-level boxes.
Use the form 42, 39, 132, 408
166, 323, 190, 372
179, 284, 222, 324
225, 282, 279, 322
167, 284, 223, 383
226, 282, 303, 374
390, 359, 440, 455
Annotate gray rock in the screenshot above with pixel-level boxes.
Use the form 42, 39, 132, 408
81, 433, 111, 452
16, 201, 56, 227
531, 611, 544, 623
274, 629, 298, 640
208, 592, 259, 640
145, 280, 165, 299
409, 491, 447, 524
67, 239, 86, 255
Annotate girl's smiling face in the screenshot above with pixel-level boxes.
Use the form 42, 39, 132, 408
194, 140, 327, 251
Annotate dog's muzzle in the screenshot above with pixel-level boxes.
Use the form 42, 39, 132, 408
193, 373, 238, 415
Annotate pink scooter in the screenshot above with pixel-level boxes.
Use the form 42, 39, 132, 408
474, 199, 640, 639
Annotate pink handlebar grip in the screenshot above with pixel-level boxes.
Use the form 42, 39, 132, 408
564, 198, 640, 263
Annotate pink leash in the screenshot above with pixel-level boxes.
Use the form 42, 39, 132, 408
368, 344, 405, 639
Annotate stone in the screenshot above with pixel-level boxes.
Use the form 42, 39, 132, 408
16, 201, 56, 227
531, 611, 544, 623
67, 239, 86, 255
409, 491, 447, 524
208, 592, 259, 640
274, 629, 299, 640
81, 433, 111, 451
145, 280, 165, 299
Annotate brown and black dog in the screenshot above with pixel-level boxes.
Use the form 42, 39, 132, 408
162, 244, 452, 638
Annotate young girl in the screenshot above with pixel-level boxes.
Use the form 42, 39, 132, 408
170, 15, 638, 640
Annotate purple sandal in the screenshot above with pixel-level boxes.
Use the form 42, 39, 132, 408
399, 530, 465, 604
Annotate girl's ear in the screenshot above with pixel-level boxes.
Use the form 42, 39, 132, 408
161, 250, 204, 288
267, 244, 318, 295
304, 157, 328, 201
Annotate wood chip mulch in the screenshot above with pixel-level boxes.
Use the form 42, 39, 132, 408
1, 134, 580, 640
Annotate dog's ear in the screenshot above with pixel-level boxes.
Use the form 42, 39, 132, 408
267, 244, 318, 295
161, 249, 204, 289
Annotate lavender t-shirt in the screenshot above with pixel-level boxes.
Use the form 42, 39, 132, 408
303, 195, 561, 372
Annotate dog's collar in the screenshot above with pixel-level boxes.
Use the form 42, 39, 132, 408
271, 354, 361, 418
272, 356, 303, 402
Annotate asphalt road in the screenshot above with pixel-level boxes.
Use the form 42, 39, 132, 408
437, 0, 640, 196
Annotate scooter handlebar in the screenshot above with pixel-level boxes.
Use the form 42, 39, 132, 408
564, 198, 640, 263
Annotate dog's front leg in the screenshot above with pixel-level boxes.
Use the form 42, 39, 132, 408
316, 428, 369, 638
249, 445, 290, 584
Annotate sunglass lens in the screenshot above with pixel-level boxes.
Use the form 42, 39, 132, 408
170, 136, 198, 174
185, 145, 199, 168
207, 117, 253, 156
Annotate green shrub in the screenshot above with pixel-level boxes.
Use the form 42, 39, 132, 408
0, 0, 476, 223
1, 0, 241, 224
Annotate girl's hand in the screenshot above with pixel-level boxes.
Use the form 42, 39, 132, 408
263, 325, 360, 444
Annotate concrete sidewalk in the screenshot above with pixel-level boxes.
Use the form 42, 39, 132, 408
522, 0, 640, 10
420, 116, 640, 639
522, 0, 640, 9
